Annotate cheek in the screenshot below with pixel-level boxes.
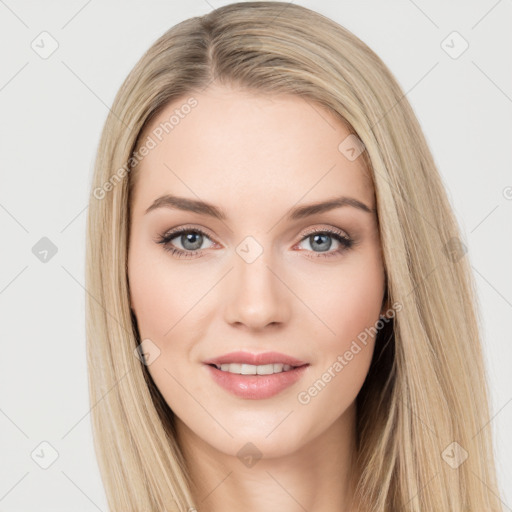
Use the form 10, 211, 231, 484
307, 251, 385, 347
328, 270, 383, 340
302, 249, 384, 390
128, 245, 203, 401
295, 260, 384, 422
128, 240, 191, 340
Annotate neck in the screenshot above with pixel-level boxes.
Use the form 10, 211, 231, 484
176, 402, 361, 512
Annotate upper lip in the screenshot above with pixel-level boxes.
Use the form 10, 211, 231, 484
203, 351, 309, 367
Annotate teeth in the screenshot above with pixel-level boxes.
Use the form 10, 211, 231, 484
217, 363, 294, 374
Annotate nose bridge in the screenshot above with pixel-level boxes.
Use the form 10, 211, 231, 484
223, 234, 289, 329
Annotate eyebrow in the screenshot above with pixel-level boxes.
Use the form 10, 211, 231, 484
144, 194, 375, 220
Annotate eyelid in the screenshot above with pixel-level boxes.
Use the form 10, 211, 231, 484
158, 224, 218, 242
298, 224, 350, 239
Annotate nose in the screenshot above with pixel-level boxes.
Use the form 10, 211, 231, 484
223, 244, 291, 331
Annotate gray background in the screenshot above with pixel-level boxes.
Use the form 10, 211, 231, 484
0, 0, 511, 510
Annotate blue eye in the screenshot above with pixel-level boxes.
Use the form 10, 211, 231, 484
156, 226, 354, 259
156, 228, 215, 258
297, 229, 353, 258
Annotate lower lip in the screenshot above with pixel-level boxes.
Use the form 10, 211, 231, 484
205, 364, 309, 399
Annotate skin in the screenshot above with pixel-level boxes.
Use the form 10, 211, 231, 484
128, 83, 387, 512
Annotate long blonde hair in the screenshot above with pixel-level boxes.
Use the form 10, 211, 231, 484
85, 2, 504, 510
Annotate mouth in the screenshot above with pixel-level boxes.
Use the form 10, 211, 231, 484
203, 351, 310, 399
206, 362, 307, 375
203, 350, 308, 368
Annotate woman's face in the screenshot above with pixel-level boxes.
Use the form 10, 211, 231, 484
128, 84, 386, 458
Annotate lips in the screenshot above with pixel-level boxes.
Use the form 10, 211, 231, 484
203, 350, 308, 367
203, 351, 310, 399
205, 361, 309, 399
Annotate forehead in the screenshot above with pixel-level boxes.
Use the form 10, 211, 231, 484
131, 85, 373, 215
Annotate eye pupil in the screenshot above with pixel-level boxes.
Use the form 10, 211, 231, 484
311, 233, 332, 252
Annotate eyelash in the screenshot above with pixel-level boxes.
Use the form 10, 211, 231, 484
156, 225, 354, 260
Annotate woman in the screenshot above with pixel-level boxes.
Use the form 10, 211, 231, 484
85, 2, 504, 510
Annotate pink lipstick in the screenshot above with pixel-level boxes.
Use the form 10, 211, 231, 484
203, 351, 310, 400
